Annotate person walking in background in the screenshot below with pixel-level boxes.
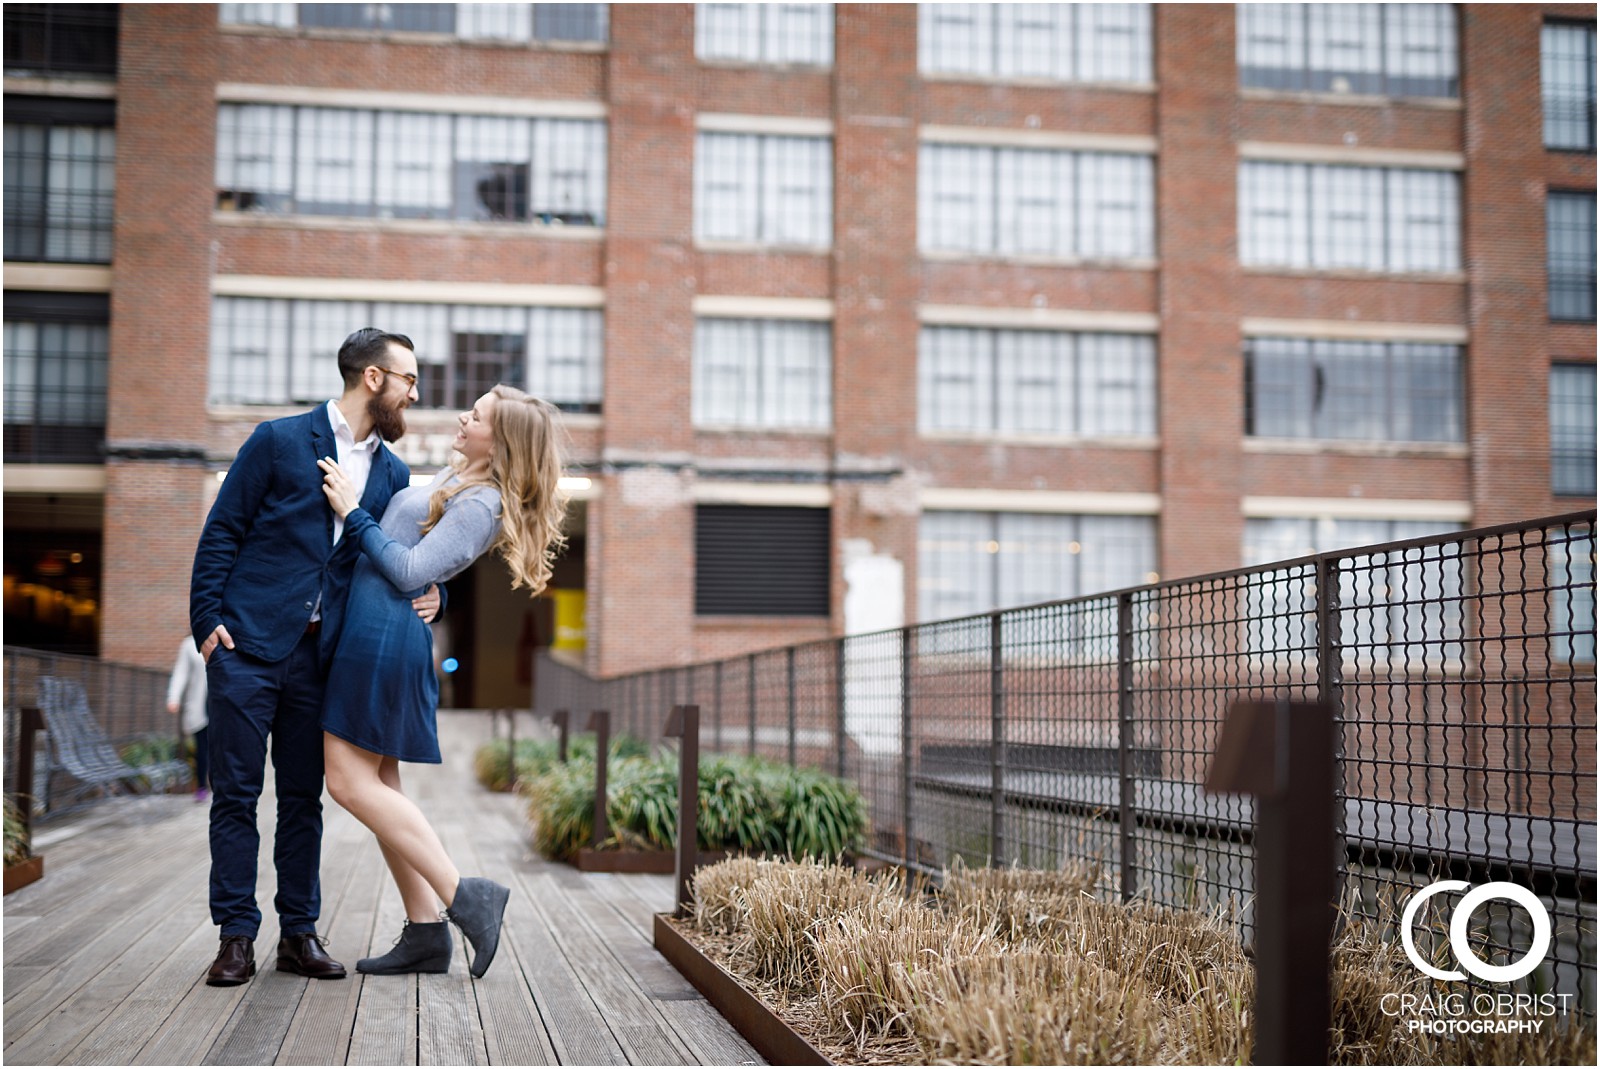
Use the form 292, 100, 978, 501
166, 637, 209, 803
188, 328, 440, 988
317, 385, 567, 979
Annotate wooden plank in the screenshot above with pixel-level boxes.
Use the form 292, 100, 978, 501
417, 810, 487, 1067
570, 874, 764, 1067
2, 852, 212, 1056
519, 870, 696, 1066
274, 822, 384, 1066
345, 874, 419, 1067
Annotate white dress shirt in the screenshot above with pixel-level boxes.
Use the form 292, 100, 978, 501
327, 399, 380, 545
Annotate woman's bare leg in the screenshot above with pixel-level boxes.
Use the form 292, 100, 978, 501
324, 734, 461, 907
371, 758, 442, 922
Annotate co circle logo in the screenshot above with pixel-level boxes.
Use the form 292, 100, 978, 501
1400, 881, 1552, 983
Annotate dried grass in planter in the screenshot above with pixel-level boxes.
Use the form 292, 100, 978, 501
940, 858, 1101, 945
692, 855, 767, 935
734, 859, 901, 989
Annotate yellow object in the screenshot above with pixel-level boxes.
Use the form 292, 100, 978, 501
552, 589, 587, 652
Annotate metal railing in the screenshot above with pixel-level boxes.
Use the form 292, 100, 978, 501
3, 646, 181, 816
537, 511, 1598, 1008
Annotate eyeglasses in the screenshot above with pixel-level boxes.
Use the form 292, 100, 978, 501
370, 366, 418, 390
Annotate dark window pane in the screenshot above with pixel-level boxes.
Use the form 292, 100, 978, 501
1542, 22, 1597, 151
1550, 364, 1597, 496
3, 4, 118, 76
1548, 191, 1597, 322
534, 3, 606, 42
696, 505, 830, 616
3, 292, 109, 464
3, 118, 115, 264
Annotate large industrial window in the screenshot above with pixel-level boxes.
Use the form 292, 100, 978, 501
1542, 21, 1596, 151
1238, 4, 1456, 98
1239, 161, 1459, 273
1246, 338, 1463, 443
919, 327, 1156, 438
2, 4, 118, 76
919, 144, 1154, 260
1243, 517, 1464, 662
695, 132, 833, 247
3, 99, 116, 264
918, 511, 1155, 622
3, 291, 109, 464
209, 297, 603, 412
1550, 363, 1597, 496
218, 3, 609, 43
918, 4, 1151, 84
696, 505, 831, 616
1549, 529, 1596, 664
215, 104, 607, 226
1547, 191, 1597, 322
696, 4, 832, 66
693, 318, 831, 429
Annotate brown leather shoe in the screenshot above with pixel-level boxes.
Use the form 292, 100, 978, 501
275, 933, 347, 979
206, 935, 256, 986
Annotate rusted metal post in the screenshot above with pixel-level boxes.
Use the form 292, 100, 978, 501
713, 660, 724, 752
1117, 591, 1136, 901
786, 646, 797, 768
14, 707, 44, 838
989, 612, 1005, 866
553, 708, 570, 763
588, 710, 610, 849
1205, 699, 1336, 1067
505, 708, 518, 790
834, 638, 847, 779
1314, 554, 1347, 909
664, 704, 701, 918
900, 626, 913, 874
746, 653, 757, 757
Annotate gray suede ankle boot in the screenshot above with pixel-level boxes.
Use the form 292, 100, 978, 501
445, 877, 509, 979
356, 920, 453, 975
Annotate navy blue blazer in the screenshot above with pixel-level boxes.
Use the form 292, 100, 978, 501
189, 404, 411, 666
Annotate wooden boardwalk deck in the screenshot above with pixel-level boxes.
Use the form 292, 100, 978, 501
2, 712, 763, 1067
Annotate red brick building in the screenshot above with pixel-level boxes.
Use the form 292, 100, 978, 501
4, 4, 1594, 705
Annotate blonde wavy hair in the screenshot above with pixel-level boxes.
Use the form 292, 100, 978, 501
421, 385, 568, 594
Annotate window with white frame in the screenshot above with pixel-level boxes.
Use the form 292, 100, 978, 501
693, 317, 831, 429
695, 132, 832, 247
1542, 22, 1596, 151
1550, 363, 1596, 496
918, 3, 1151, 84
1238, 4, 1457, 98
919, 326, 1156, 437
1243, 517, 1463, 662
1246, 338, 1462, 442
919, 143, 1154, 260
216, 104, 606, 225
918, 511, 1155, 622
696, 4, 832, 66
1239, 160, 1459, 273
218, 3, 609, 42
1547, 191, 1597, 322
209, 297, 603, 412
1548, 526, 1596, 664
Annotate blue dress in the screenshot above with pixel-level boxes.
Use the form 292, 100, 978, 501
322, 469, 502, 763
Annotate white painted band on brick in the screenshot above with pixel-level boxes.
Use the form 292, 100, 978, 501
696, 113, 833, 137
216, 83, 607, 119
1242, 438, 1471, 459
3, 464, 107, 493
3, 76, 116, 99
693, 482, 832, 507
692, 296, 834, 320
3, 263, 113, 293
921, 489, 1161, 515
1238, 141, 1464, 170
1242, 496, 1474, 521
920, 125, 1157, 154
919, 304, 1159, 333
1241, 318, 1469, 343
210, 276, 605, 306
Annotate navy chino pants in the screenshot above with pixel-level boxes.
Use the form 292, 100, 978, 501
205, 629, 326, 939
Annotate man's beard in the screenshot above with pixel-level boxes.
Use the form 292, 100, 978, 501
367, 392, 408, 443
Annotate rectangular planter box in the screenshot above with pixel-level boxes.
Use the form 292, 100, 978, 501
573, 848, 731, 874
653, 912, 831, 1066
4, 855, 44, 895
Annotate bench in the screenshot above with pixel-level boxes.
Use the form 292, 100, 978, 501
35, 677, 189, 811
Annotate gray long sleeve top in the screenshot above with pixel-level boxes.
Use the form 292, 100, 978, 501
341, 467, 502, 595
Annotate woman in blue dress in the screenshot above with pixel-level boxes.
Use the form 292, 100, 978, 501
317, 384, 566, 978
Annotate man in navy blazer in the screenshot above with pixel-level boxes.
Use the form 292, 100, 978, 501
190, 327, 440, 986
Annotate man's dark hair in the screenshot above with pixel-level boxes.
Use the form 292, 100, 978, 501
337, 327, 415, 387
